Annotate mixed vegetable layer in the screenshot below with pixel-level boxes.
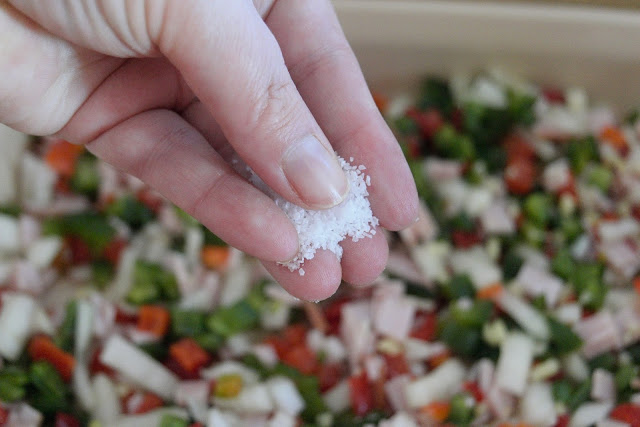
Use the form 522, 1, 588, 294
2, 69, 640, 427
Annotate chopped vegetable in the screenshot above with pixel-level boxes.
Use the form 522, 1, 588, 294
169, 338, 211, 375
28, 335, 76, 382
137, 305, 171, 338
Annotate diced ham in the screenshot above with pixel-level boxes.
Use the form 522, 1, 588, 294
399, 201, 438, 247
574, 311, 622, 358
340, 302, 374, 368
591, 369, 616, 403
543, 158, 572, 193
515, 263, 564, 307
174, 380, 210, 408
424, 157, 462, 181
480, 202, 515, 235
385, 374, 411, 412
600, 241, 640, 280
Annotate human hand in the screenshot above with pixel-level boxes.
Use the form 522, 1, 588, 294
0, 0, 418, 300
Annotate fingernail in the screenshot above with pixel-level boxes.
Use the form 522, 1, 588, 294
282, 135, 349, 208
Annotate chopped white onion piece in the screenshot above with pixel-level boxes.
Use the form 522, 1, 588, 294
569, 402, 613, 427
74, 300, 94, 358
520, 382, 557, 426
200, 360, 260, 385
0, 293, 35, 360
214, 383, 274, 414
26, 236, 62, 269
495, 333, 535, 396
92, 374, 121, 425
266, 376, 305, 416
99, 335, 179, 400
0, 214, 20, 255
323, 380, 350, 414
405, 359, 465, 408
73, 362, 95, 411
497, 292, 550, 340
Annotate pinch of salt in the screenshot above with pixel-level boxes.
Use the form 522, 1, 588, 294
249, 156, 379, 275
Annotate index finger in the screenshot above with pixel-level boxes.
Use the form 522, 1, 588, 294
265, 0, 419, 231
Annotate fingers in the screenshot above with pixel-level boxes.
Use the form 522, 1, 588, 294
265, 0, 419, 230
340, 228, 388, 286
152, 0, 349, 210
59, 58, 193, 144
262, 250, 342, 301
87, 108, 299, 263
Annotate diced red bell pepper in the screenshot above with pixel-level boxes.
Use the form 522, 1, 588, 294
124, 391, 164, 414
505, 157, 536, 195
169, 338, 212, 376
28, 335, 76, 382
609, 403, 640, 427
462, 381, 484, 402
137, 305, 170, 338
102, 238, 127, 265
45, 140, 85, 177
54, 413, 80, 427
542, 87, 565, 104
66, 236, 92, 265
407, 108, 444, 140
318, 363, 344, 392
452, 229, 483, 249
136, 188, 163, 213
348, 372, 374, 417
89, 347, 116, 377
282, 345, 318, 375
382, 353, 410, 378
0, 406, 9, 425
553, 414, 569, 427
503, 133, 536, 163
410, 311, 438, 341
283, 324, 308, 347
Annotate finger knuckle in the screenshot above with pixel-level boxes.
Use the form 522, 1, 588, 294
247, 76, 302, 139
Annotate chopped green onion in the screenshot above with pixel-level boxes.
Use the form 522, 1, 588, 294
42, 212, 116, 254
502, 250, 524, 281
0, 204, 21, 217
171, 309, 207, 338
447, 392, 474, 424
551, 249, 574, 281
417, 78, 454, 115
434, 124, 475, 161
547, 317, 582, 356
206, 300, 259, 338
567, 136, 599, 174
91, 260, 114, 290
523, 193, 554, 227
126, 260, 180, 305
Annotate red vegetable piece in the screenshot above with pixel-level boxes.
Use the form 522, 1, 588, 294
136, 188, 163, 213
102, 238, 127, 265
54, 413, 80, 427
282, 345, 318, 375
45, 140, 85, 177
452, 229, 483, 249
137, 305, 170, 338
283, 324, 308, 347
169, 338, 212, 376
125, 392, 164, 414
317, 363, 343, 392
542, 87, 565, 104
417, 109, 445, 140
410, 311, 438, 341
382, 353, 410, 378
610, 403, 640, 427
505, 157, 536, 195
28, 335, 76, 382
0, 406, 9, 425
503, 133, 536, 163
553, 414, 569, 427
89, 347, 116, 377
66, 236, 92, 265
462, 381, 484, 402
348, 372, 374, 417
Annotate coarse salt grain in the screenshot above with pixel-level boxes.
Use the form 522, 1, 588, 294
248, 156, 379, 275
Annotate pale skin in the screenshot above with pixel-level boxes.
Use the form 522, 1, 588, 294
0, 0, 419, 301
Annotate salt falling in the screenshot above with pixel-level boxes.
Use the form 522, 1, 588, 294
250, 156, 379, 275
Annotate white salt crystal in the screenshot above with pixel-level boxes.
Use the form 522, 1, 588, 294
248, 156, 379, 274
